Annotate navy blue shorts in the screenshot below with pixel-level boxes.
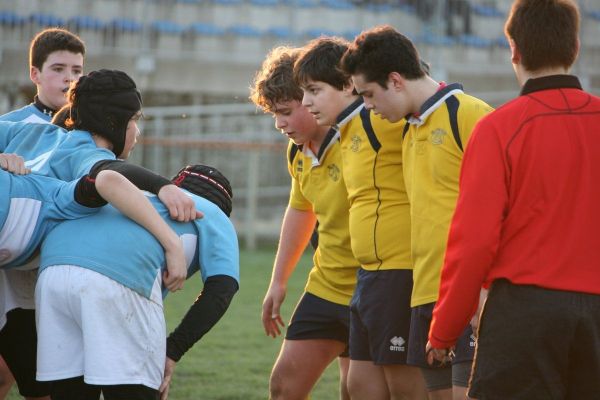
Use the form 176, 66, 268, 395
470, 279, 600, 400
349, 268, 413, 365
286, 292, 350, 357
407, 302, 475, 369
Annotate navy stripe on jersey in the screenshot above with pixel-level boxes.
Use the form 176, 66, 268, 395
445, 96, 462, 151
358, 110, 384, 269
359, 108, 381, 152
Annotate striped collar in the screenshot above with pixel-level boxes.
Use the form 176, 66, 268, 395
407, 83, 464, 126
335, 97, 364, 128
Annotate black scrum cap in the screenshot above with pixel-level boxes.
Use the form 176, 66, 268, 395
172, 164, 233, 217
69, 69, 142, 157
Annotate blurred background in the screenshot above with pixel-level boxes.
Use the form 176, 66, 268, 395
1, 0, 599, 248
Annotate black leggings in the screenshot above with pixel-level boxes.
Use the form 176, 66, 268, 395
50, 376, 158, 400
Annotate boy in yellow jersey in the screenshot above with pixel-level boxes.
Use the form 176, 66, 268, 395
250, 46, 359, 400
294, 37, 426, 400
342, 25, 493, 400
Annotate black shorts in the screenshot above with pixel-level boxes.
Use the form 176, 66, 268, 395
0, 308, 51, 397
286, 292, 350, 357
469, 279, 600, 400
407, 302, 475, 369
349, 268, 413, 365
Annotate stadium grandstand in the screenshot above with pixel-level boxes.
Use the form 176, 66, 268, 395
1, 0, 599, 247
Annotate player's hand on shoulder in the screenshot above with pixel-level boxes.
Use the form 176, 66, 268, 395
0, 153, 30, 175
158, 184, 203, 222
261, 284, 286, 338
163, 236, 187, 292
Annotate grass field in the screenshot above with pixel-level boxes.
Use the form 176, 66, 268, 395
7, 247, 341, 400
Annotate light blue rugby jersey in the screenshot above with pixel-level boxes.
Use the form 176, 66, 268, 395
0, 170, 97, 269
0, 103, 51, 124
40, 192, 240, 299
0, 121, 115, 181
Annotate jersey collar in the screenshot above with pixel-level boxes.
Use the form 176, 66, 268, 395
407, 83, 464, 126
301, 127, 340, 167
33, 95, 57, 118
520, 75, 582, 96
335, 97, 364, 128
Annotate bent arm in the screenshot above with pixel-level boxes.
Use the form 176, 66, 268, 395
166, 275, 239, 361
91, 170, 188, 291
90, 160, 200, 222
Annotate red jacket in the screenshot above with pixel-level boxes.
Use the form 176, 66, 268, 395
429, 75, 600, 348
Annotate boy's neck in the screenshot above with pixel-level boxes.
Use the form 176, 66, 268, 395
33, 94, 58, 116
515, 64, 571, 87
307, 124, 332, 155
405, 76, 441, 115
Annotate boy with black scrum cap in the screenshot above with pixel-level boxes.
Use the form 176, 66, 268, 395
251, 46, 359, 400
36, 165, 239, 400
428, 1, 600, 398
294, 37, 427, 400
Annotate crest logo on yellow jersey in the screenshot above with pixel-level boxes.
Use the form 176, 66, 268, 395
350, 135, 362, 152
327, 164, 340, 182
430, 129, 447, 145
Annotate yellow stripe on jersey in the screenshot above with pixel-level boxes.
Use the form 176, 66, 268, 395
287, 136, 359, 305
403, 86, 493, 307
338, 102, 411, 271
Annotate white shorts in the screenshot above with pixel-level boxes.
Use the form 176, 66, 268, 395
35, 265, 165, 389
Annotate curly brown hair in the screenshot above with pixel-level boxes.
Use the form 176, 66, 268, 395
250, 46, 304, 112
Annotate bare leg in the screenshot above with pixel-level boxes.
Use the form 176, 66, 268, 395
338, 356, 350, 400
347, 360, 389, 400
428, 388, 453, 400
270, 339, 346, 400
0, 356, 14, 400
382, 364, 428, 400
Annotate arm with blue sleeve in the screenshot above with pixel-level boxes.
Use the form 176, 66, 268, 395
166, 207, 240, 362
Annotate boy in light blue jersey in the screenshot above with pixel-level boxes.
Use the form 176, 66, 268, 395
0, 164, 188, 314
36, 165, 239, 400
0, 69, 197, 400
0, 28, 85, 399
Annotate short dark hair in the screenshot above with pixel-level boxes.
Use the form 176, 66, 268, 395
29, 28, 86, 70
341, 25, 424, 88
249, 46, 304, 112
505, 0, 579, 71
293, 36, 350, 90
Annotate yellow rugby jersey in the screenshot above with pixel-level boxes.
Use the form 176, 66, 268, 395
336, 99, 411, 271
287, 130, 359, 305
402, 83, 493, 307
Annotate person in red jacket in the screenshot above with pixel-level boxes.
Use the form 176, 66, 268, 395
427, 0, 600, 399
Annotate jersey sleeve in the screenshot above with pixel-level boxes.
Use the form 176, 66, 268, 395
195, 208, 240, 283
286, 142, 312, 211
429, 117, 508, 348
45, 179, 100, 220
0, 121, 28, 152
